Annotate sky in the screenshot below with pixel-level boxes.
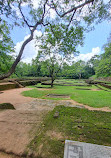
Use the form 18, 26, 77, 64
10, 1, 111, 64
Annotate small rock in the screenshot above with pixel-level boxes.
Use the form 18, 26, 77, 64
53, 111, 59, 118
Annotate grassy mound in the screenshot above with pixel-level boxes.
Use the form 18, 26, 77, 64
0, 103, 15, 109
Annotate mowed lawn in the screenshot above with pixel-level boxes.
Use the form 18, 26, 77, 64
22, 79, 111, 108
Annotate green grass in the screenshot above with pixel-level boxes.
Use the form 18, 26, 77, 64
28, 106, 111, 158
107, 83, 111, 86
23, 86, 111, 108
22, 80, 111, 108
96, 84, 111, 91
71, 90, 111, 108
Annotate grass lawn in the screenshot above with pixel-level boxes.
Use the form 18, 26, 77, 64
28, 106, 111, 158
22, 81, 111, 108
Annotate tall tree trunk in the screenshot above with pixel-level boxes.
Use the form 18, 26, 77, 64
0, 32, 34, 80
51, 76, 54, 88
79, 73, 81, 79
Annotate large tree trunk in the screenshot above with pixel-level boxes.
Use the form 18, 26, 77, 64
0, 32, 34, 80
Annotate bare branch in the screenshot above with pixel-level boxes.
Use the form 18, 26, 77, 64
52, 0, 94, 17
42, 0, 49, 20
18, 2, 34, 29
67, 9, 76, 30
42, 22, 50, 26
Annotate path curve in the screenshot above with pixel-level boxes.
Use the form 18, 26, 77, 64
69, 100, 111, 112
0, 88, 35, 107
0, 87, 111, 112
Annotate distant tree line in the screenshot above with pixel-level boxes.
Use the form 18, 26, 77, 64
0, 40, 111, 79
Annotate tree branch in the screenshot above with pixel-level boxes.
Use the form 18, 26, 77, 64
52, 0, 94, 17
42, 0, 49, 20
18, 2, 34, 29
67, 9, 76, 30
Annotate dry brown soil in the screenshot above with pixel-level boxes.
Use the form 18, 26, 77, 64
0, 87, 111, 158
0, 88, 34, 106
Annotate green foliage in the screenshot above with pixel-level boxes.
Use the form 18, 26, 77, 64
43, 24, 84, 56
0, 20, 14, 53
95, 43, 111, 77
0, 53, 14, 74
14, 62, 32, 77
61, 61, 94, 79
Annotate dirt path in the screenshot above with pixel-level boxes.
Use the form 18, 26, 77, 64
0, 88, 35, 106
69, 100, 111, 112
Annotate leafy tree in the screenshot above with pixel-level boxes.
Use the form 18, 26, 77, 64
41, 59, 61, 87
0, 0, 110, 79
87, 55, 100, 72
82, 64, 95, 78
14, 62, 32, 77
0, 20, 15, 75
60, 61, 94, 79
95, 43, 111, 77
73, 60, 85, 79
31, 56, 42, 77
0, 53, 14, 75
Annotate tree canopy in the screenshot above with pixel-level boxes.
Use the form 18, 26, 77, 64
0, 0, 111, 79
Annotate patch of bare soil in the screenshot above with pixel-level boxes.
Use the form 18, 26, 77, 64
46, 130, 64, 140
0, 109, 48, 157
91, 89, 100, 91
37, 88, 52, 91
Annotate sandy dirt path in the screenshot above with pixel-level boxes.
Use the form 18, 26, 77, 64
0, 88, 34, 106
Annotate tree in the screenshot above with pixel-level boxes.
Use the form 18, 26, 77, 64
31, 56, 42, 77
87, 55, 100, 72
73, 60, 85, 79
95, 43, 111, 77
0, 53, 14, 75
0, 0, 110, 79
0, 20, 15, 75
41, 59, 61, 87
14, 62, 32, 77
35, 43, 64, 87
